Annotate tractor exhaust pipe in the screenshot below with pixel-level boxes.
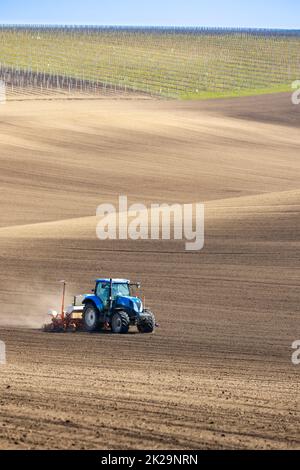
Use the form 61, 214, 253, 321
109, 278, 113, 311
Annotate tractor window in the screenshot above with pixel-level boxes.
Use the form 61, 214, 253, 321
96, 282, 130, 303
96, 283, 110, 306
112, 283, 130, 298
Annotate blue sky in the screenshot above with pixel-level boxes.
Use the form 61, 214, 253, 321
1, 0, 299, 29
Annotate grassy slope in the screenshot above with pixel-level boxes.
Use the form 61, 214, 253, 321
0, 28, 299, 99
181, 84, 293, 100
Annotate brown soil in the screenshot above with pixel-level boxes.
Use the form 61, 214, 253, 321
0, 93, 299, 449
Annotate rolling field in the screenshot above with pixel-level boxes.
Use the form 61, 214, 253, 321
0, 93, 300, 449
0, 26, 300, 98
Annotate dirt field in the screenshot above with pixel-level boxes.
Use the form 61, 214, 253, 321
0, 93, 300, 449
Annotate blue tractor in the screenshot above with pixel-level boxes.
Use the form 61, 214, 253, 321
81, 278, 156, 334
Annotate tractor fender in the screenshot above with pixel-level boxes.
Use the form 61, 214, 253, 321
82, 295, 104, 313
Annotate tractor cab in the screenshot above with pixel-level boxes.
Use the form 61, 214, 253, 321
95, 279, 131, 308
92, 278, 142, 313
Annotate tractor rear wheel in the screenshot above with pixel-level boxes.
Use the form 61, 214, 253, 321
111, 311, 130, 334
137, 310, 156, 333
83, 303, 100, 332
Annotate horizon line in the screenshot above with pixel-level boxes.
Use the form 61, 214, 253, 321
0, 23, 300, 31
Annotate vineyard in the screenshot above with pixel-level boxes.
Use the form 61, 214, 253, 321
0, 25, 300, 99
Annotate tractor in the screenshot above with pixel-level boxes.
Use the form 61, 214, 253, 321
45, 278, 156, 334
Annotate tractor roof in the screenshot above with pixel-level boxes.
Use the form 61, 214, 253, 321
96, 278, 130, 284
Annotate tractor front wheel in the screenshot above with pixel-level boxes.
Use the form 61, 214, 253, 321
137, 310, 156, 333
111, 311, 130, 334
83, 303, 100, 332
